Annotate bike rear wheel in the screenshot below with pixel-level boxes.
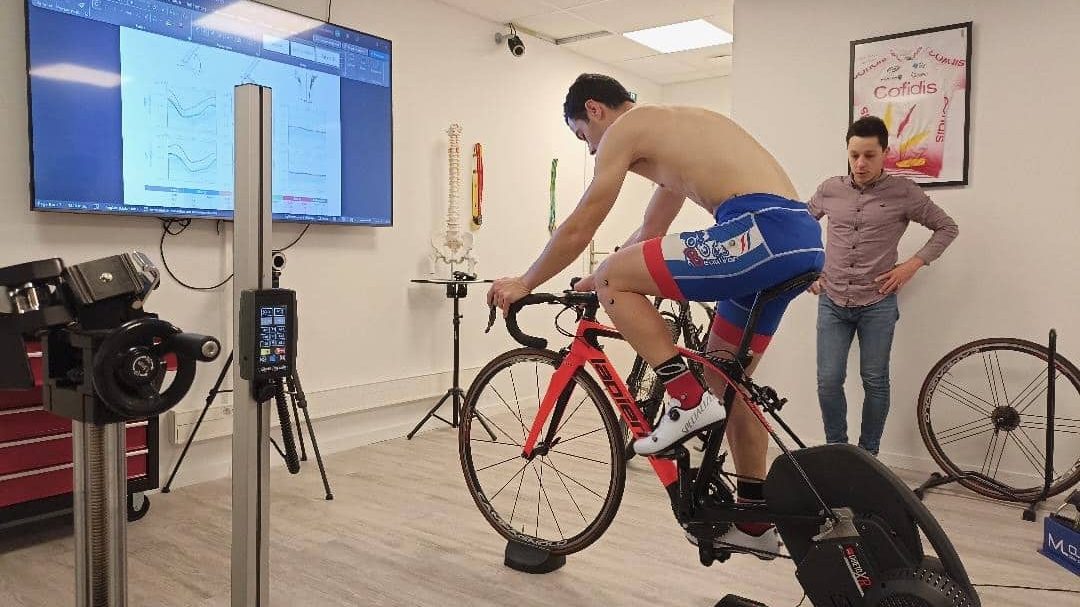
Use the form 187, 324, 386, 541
460, 348, 625, 555
918, 337, 1080, 500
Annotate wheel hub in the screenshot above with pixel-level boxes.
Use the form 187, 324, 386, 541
991, 406, 1021, 431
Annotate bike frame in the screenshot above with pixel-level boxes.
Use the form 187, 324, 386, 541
516, 307, 834, 530
520, 317, 776, 492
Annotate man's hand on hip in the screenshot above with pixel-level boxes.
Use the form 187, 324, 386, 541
808, 278, 823, 295
487, 277, 532, 313
875, 258, 925, 294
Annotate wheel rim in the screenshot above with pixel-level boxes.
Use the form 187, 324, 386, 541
460, 351, 623, 554
920, 339, 1080, 499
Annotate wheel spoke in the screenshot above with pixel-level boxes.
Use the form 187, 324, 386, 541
473, 407, 523, 448
548, 457, 589, 522
490, 460, 530, 501
938, 423, 995, 446
980, 430, 999, 476
477, 453, 526, 474
991, 429, 1009, 479
1014, 428, 1049, 472
993, 351, 1011, 407
936, 417, 992, 440
540, 456, 606, 500
532, 460, 565, 540
508, 461, 527, 527
471, 438, 525, 448
549, 449, 610, 466
556, 395, 590, 435
938, 378, 994, 415
489, 385, 528, 440
1008, 432, 1047, 477
1007, 369, 1044, 409
982, 354, 1001, 407
556, 426, 606, 445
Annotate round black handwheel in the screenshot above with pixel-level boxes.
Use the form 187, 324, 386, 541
92, 318, 212, 419
127, 492, 151, 523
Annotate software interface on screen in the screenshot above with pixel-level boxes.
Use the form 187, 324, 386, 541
27, 0, 392, 225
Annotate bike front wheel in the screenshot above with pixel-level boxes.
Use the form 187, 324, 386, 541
460, 348, 625, 555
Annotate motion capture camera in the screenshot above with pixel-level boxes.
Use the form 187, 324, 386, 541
272, 250, 287, 271
495, 27, 525, 57
0, 252, 220, 423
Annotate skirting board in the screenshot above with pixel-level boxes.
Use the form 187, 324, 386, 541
169, 366, 481, 444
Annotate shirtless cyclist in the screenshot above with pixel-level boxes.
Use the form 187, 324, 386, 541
487, 73, 824, 556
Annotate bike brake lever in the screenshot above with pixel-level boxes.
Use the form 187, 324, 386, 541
485, 305, 497, 333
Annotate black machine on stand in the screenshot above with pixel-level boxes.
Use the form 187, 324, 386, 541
408, 272, 496, 440
161, 250, 332, 501
915, 329, 1064, 521
0, 251, 221, 606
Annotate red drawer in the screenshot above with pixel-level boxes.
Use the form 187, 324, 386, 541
0, 452, 148, 508
0, 423, 147, 476
0, 350, 43, 410
0, 388, 42, 410
0, 408, 70, 442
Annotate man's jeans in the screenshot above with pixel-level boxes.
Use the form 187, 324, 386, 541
816, 293, 899, 455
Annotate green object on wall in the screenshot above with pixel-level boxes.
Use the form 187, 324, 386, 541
549, 158, 558, 234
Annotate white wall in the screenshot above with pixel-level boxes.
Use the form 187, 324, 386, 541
2, 0, 661, 486
733, 0, 1080, 469
662, 76, 731, 117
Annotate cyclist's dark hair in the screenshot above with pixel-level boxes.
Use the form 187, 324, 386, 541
847, 116, 889, 149
563, 74, 634, 122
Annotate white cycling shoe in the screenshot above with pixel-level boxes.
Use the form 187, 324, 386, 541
686, 525, 782, 561
632, 391, 726, 455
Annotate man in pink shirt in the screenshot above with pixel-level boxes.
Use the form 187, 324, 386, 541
808, 116, 958, 455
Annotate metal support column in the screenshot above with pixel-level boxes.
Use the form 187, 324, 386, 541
231, 83, 273, 606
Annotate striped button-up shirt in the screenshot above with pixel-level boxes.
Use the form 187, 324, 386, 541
807, 173, 958, 307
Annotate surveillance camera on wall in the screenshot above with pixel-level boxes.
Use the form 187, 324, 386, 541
495, 26, 525, 58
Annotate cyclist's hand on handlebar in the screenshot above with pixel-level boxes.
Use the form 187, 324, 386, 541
571, 274, 597, 292
487, 276, 532, 314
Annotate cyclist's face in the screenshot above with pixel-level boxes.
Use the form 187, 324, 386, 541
567, 101, 608, 155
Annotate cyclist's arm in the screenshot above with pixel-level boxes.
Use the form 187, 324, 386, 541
522, 125, 636, 290
624, 186, 685, 247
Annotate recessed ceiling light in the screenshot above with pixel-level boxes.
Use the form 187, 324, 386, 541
624, 19, 732, 54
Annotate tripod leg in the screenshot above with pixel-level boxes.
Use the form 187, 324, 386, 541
162, 351, 233, 492
286, 374, 308, 461
407, 390, 454, 439
298, 399, 334, 500
464, 389, 498, 441
289, 372, 333, 499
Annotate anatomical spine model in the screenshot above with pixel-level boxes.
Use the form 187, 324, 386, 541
430, 123, 477, 274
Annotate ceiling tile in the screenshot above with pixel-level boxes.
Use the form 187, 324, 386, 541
703, 12, 733, 35
435, 0, 555, 23
517, 11, 603, 39
572, 0, 732, 34
619, 53, 700, 84
667, 43, 733, 69
561, 34, 655, 63
537, 0, 607, 8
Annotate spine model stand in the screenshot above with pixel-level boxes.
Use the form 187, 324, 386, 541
430, 123, 477, 274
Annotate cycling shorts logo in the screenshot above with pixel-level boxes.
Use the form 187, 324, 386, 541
682, 223, 763, 268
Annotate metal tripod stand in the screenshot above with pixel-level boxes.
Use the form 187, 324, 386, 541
162, 256, 332, 499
